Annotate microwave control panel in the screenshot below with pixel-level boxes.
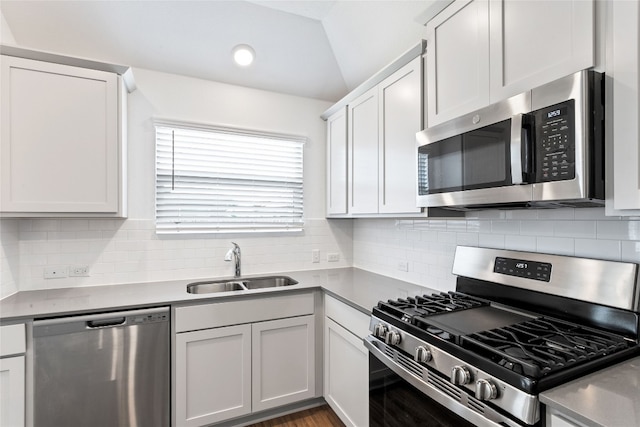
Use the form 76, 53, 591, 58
533, 100, 575, 182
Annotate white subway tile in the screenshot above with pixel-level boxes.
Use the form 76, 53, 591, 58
59, 220, 89, 232
478, 234, 505, 249
536, 237, 574, 255
491, 220, 520, 235
537, 208, 575, 220
574, 239, 621, 261
621, 241, 640, 263
520, 221, 554, 237
553, 220, 596, 238
596, 221, 636, 240
504, 235, 537, 252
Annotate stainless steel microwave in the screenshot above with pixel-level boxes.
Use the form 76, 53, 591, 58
416, 70, 604, 210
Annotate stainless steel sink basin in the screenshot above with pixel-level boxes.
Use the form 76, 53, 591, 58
186, 280, 245, 294
187, 276, 298, 294
241, 276, 298, 289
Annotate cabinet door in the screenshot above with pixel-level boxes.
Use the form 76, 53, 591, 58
489, 0, 594, 102
348, 87, 379, 214
0, 56, 120, 214
0, 356, 25, 427
324, 318, 368, 427
326, 107, 348, 216
252, 315, 315, 412
426, 0, 490, 127
378, 56, 422, 214
607, 0, 640, 213
175, 324, 251, 427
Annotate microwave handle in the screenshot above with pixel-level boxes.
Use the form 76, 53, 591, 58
520, 114, 535, 183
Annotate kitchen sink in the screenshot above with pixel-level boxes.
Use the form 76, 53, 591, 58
186, 280, 245, 294
186, 276, 298, 294
242, 276, 298, 289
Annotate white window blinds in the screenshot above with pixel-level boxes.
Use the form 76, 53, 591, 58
155, 122, 305, 234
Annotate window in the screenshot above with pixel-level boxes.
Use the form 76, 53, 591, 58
155, 121, 304, 234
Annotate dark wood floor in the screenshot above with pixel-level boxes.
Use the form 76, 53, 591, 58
246, 405, 346, 427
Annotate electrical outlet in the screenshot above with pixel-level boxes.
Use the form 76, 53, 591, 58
312, 249, 320, 263
397, 261, 409, 272
327, 253, 340, 262
70, 265, 90, 277
44, 266, 68, 279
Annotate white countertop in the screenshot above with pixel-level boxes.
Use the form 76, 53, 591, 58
0, 267, 434, 322
540, 357, 640, 427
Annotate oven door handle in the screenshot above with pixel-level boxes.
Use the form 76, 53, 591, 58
363, 336, 526, 427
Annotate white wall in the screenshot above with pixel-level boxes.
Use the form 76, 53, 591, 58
353, 208, 640, 292
1, 69, 353, 293
0, 9, 16, 45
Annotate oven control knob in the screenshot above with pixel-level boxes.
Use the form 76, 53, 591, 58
450, 366, 472, 385
475, 379, 498, 401
373, 324, 388, 339
385, 330, 402, 345
414, 346, 432, 363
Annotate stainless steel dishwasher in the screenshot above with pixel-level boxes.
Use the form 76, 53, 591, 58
33, 307, 170, 427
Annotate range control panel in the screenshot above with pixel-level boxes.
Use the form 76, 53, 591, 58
494, 257, 552, 282
533, 99, 575, 182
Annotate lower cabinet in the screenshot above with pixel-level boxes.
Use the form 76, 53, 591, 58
175, 324, 252, 427
324, 295, 370, 427
174, 295, 317, 427
252, 316, 316, 412
0, 324, 26, 427
0, 356, 25, 427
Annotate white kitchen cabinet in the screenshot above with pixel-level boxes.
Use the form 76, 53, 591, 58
326, 107, 348, 215
328, 54, 423, 217
426, 0, 490, 127
348, 87, 379, 215
425, 0, 594, 127
174, 292, 317, 427
175, 324, 252, 427
252, 315, 315, 412
0, 54, 126, 217
606, 0, 640, 213
489, 0, 594, 102
0, 324, 26, 427
324, 295, 369, 427
546, 408, 589, 427
378, 57, 421, 214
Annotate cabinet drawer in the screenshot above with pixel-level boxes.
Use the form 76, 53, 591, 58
0, 324, 25, 357
324, 295, 370, 339
175, 292, 315, 333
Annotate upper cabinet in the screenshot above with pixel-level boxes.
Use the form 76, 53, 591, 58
426, 0, 595, 127
0, 47, 132, 217
326, 107, 348, 216
324, 51, 423, 217
606, 0, 640, 214
488, 0, 594, 102
426, 0, 490, 127
348, 86, 380, 215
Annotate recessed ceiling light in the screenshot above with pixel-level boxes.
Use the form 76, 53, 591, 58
232, 44, 255, 67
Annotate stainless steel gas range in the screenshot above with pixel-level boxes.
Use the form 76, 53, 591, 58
365, 246, 640, 427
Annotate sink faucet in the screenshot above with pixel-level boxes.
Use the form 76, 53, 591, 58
224, 242, 241, 277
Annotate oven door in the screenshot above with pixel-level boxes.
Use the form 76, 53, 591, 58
365, 336, 527, 427
369, 352, 475, 427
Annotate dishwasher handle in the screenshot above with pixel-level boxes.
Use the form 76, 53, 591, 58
34, 307, 169, 338
87, 317, 126, 328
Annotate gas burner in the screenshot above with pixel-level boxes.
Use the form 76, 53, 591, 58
375, 292, 488, 324
462, 317, 633, 378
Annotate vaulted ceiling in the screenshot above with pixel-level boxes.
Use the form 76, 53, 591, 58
0, 1, 439, 101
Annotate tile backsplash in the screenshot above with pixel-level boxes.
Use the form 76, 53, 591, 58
1, 218, 352, 296
4, 207, 640, 299
352, 208, 640, 293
